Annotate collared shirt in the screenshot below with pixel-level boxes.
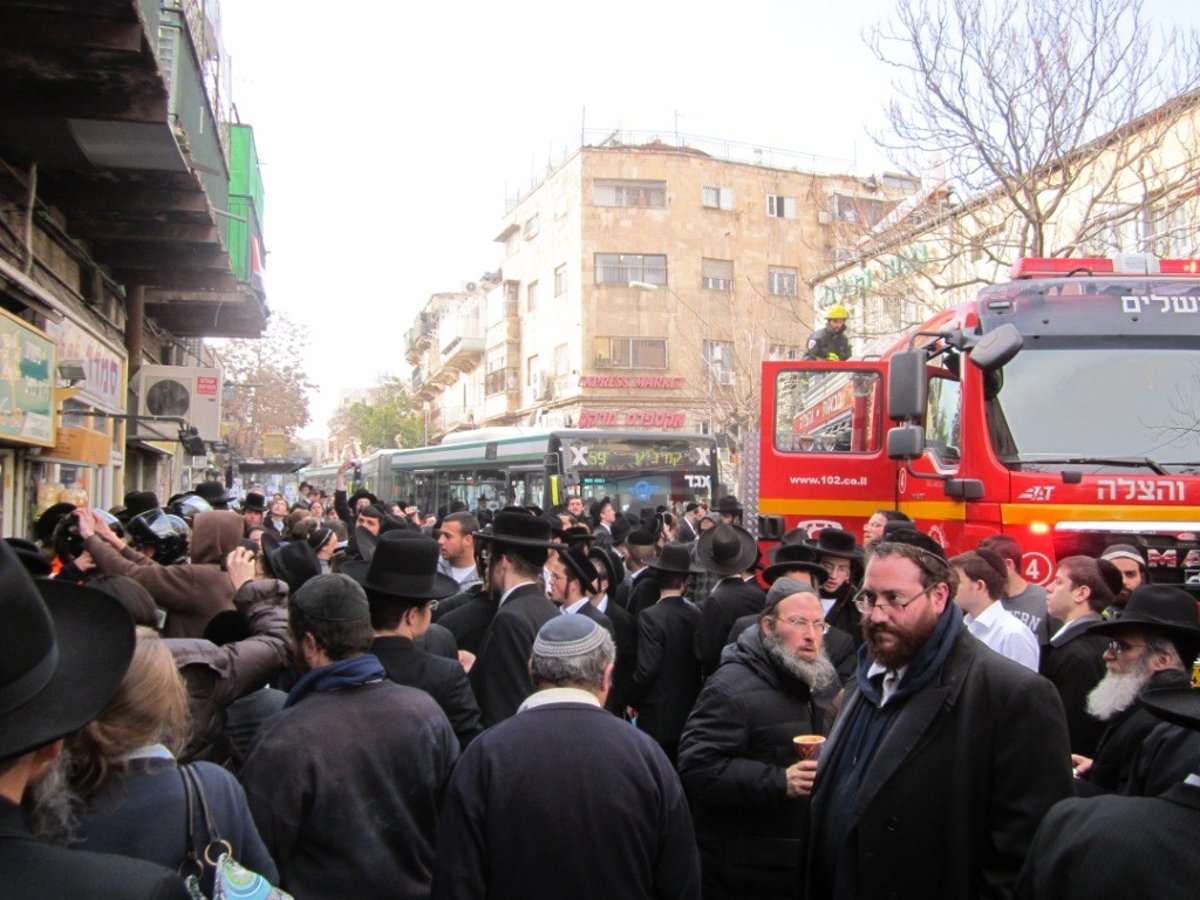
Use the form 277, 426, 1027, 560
121, 743, 174, 762
498, 582, 533, 608
561, 597, 590, 616
964, 601, 1040, 671
1049, 612, 1101, 645
517, 686, 603, 712
866, 661, 908, 705
595, 592, 609, 615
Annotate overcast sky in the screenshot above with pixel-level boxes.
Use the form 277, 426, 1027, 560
218, 0, 1197, 438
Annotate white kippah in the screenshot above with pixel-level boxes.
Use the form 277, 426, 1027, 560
533, 615, 605, 658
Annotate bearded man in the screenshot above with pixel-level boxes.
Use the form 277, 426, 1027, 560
805, 530, 1072, 900
677, 588, 840, 899
1072, 584, 1200, 797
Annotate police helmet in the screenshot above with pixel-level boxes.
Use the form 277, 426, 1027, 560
127, 509, 191, 565
53, 509, 125, 560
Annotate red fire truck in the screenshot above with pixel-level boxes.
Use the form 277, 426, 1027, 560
758, 254, 1200, 591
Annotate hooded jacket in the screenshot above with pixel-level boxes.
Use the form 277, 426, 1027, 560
84, 511, 249, 638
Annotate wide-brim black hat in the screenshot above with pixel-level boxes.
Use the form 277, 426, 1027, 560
35, 502, 77, 545
121, 491, 161, 522
343, 531, 459, 602
1089, 584, 1200, 652
610, 517, 633, 546
716, 495, 743, 514
264, 541, 323, 596
347, 488, 380, 508
588, 547, 624, 591
193, 481, 235, 507
0, 541, 135, 759
696, 523, 758, 576
803, 527, 864, 561
259, 527, 282, 558
559, 543, 600, 591
1140, 687, 1200, 731
763, 543, 827, 585
4, 537, 52, 577
645, 542, 704, 575
240, 493, 268, 513
475, 510, 562, 550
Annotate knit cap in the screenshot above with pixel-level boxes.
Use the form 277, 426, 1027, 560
532, 615, 606, 659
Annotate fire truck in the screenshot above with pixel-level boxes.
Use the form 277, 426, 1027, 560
758, 254, 1200, 593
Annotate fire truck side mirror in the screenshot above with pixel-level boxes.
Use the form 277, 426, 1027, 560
887, 425, 926, 461
966, 323, 1023, 372
888, 351, 927, 420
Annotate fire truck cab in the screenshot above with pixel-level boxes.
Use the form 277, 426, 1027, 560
758, 254, 1200, 593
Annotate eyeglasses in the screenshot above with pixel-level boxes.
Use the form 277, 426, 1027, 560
853, 585, 934, 613
779, 617, 830, 634
821, 561, 852, 575
1105, 640, 1145, 656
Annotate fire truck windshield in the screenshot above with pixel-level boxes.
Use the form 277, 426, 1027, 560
988, 342, 1200, 475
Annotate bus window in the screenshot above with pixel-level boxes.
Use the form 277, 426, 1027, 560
775, 370, 882, 453
925, 374, 962, 468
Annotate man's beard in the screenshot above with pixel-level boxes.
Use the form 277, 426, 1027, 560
763, 630, 838, 693
1087, 661, 1152, 721
23, 747, 79, 846
861, 605, 939, 669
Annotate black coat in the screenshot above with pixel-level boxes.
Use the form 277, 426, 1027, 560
469, 583, 558, 727
1038, 614, 1108, 756
807, 629, 1073, 900
695, 577, 767, 678
1077, 668, 1192, 796
803, 325, 851, 361
603, 599, 639, 717
372, 635, 483, 750
629, 594, 702, 761
1, 798, 191, 900
431, 700, 700, 900
437, 588, 496, 655
628, 569, 663, 618
678, 628, 840, 899
1016, 782, 1200, 899
575, 600, 616, 638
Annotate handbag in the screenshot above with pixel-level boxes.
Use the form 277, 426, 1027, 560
180, 763, 293, 900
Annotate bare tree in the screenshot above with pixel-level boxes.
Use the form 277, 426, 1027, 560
863, 0, 1200, 291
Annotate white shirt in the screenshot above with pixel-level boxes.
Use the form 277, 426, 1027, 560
518, 687, 602, 712
964, 601, 1040, 671
595, 592, 609, 615
561, 598, 590, 616
866, 661, 909, 705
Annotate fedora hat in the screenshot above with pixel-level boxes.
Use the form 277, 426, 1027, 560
193, 481, 235, 508
558, 543, 600, 591
475, 509, 561, 551
347, 488, 380, 508
763, 542, 827, 585
264, 540, 322, 596
121, 491, 160, 522
1089, 584, 1200, 652
1140, 687, 1200, 731
610, 517, 633, 546
588, 547, 625, 591
696, 523, 758, 576
343, 531, 459, 602
716, 495, 743, 515
35, 502, 76, 546
240, 492, 268, 514
0, 540, 135, 759
4, 537, 52, 577
644, 541, 704, 576
803, 527, 864, 562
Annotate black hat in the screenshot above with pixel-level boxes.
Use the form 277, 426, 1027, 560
193, 481, 235, 508
780, 526, 810, 546
35, 502, 76, 545
803, 528, 864, 562
716, 495, 743, 515
0, 540, 135, 759
475, 510, 561, 551
259, 527, 282, 558
4, 537, 52, 577
627, 527, 658, 549
559, 543, 600, 592
696, 523, 758, 576
264, 541, 322, 595
306, 526, 334, 553
588, 547, 624, 591
610, 517, 633, 546
644, 542, 704, 575
293, 573, 369, 622
562, 524, 594, 547
347, 488, 380, 509
878, 528, 947, 561
1089, 584, 1200, 653
240, 493, 268, 514
122, 491, 160, 521
343, 531, 459, 602
763, 543, 827, 585
1140, 687, 1200, 731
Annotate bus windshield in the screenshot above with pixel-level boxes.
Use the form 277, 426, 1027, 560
987, 342, 1200, 475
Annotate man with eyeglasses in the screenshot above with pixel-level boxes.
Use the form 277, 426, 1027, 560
1072, 584, 1200, 797
806, 529, 1072, 900
678, 587, 840, 899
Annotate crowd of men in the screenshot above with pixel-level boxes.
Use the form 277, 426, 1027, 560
3, 484, 1200, 899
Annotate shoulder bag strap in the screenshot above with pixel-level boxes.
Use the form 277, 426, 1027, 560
182, 763, 231, 867
179, 764, 204, 883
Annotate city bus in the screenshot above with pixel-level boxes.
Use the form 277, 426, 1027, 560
758, 254, 1200, 591
304, 428, 719, 517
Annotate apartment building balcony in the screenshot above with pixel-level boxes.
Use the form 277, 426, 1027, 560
437, 323, 485, 375
0, 0, 267, 338
405, 313, 435, 364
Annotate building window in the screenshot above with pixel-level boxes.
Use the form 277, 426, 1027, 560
527, 280, 539, 312
524, 214, 540, 238
594, 253, 667, 286
485, 348, 507, 397
554, 343, 570, 377
768, 343, 800, 360
503, 280, 520, 317
1141, 202, 1192, 257
593, 337, 668, 369
767, 194, 797, 219
527, 354, 539, 386
593, 179, 667, 208
554, 263, 567, 296
832, 193, 889, 227
702, 186, 735, 210
701, 258, 734, 292
769, 266, 798, 297
703, 339, 735, 384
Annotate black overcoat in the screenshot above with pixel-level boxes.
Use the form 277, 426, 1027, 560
469, 583, 558, 726
629, 594, 702, 760
1038, 614, 1107, 755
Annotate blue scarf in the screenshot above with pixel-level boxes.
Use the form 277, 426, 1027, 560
284, 653, 387, 709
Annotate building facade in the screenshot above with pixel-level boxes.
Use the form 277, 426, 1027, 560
406, 140, 918, 488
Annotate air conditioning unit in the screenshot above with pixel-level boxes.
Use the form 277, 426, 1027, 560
134, 365, 223, 441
